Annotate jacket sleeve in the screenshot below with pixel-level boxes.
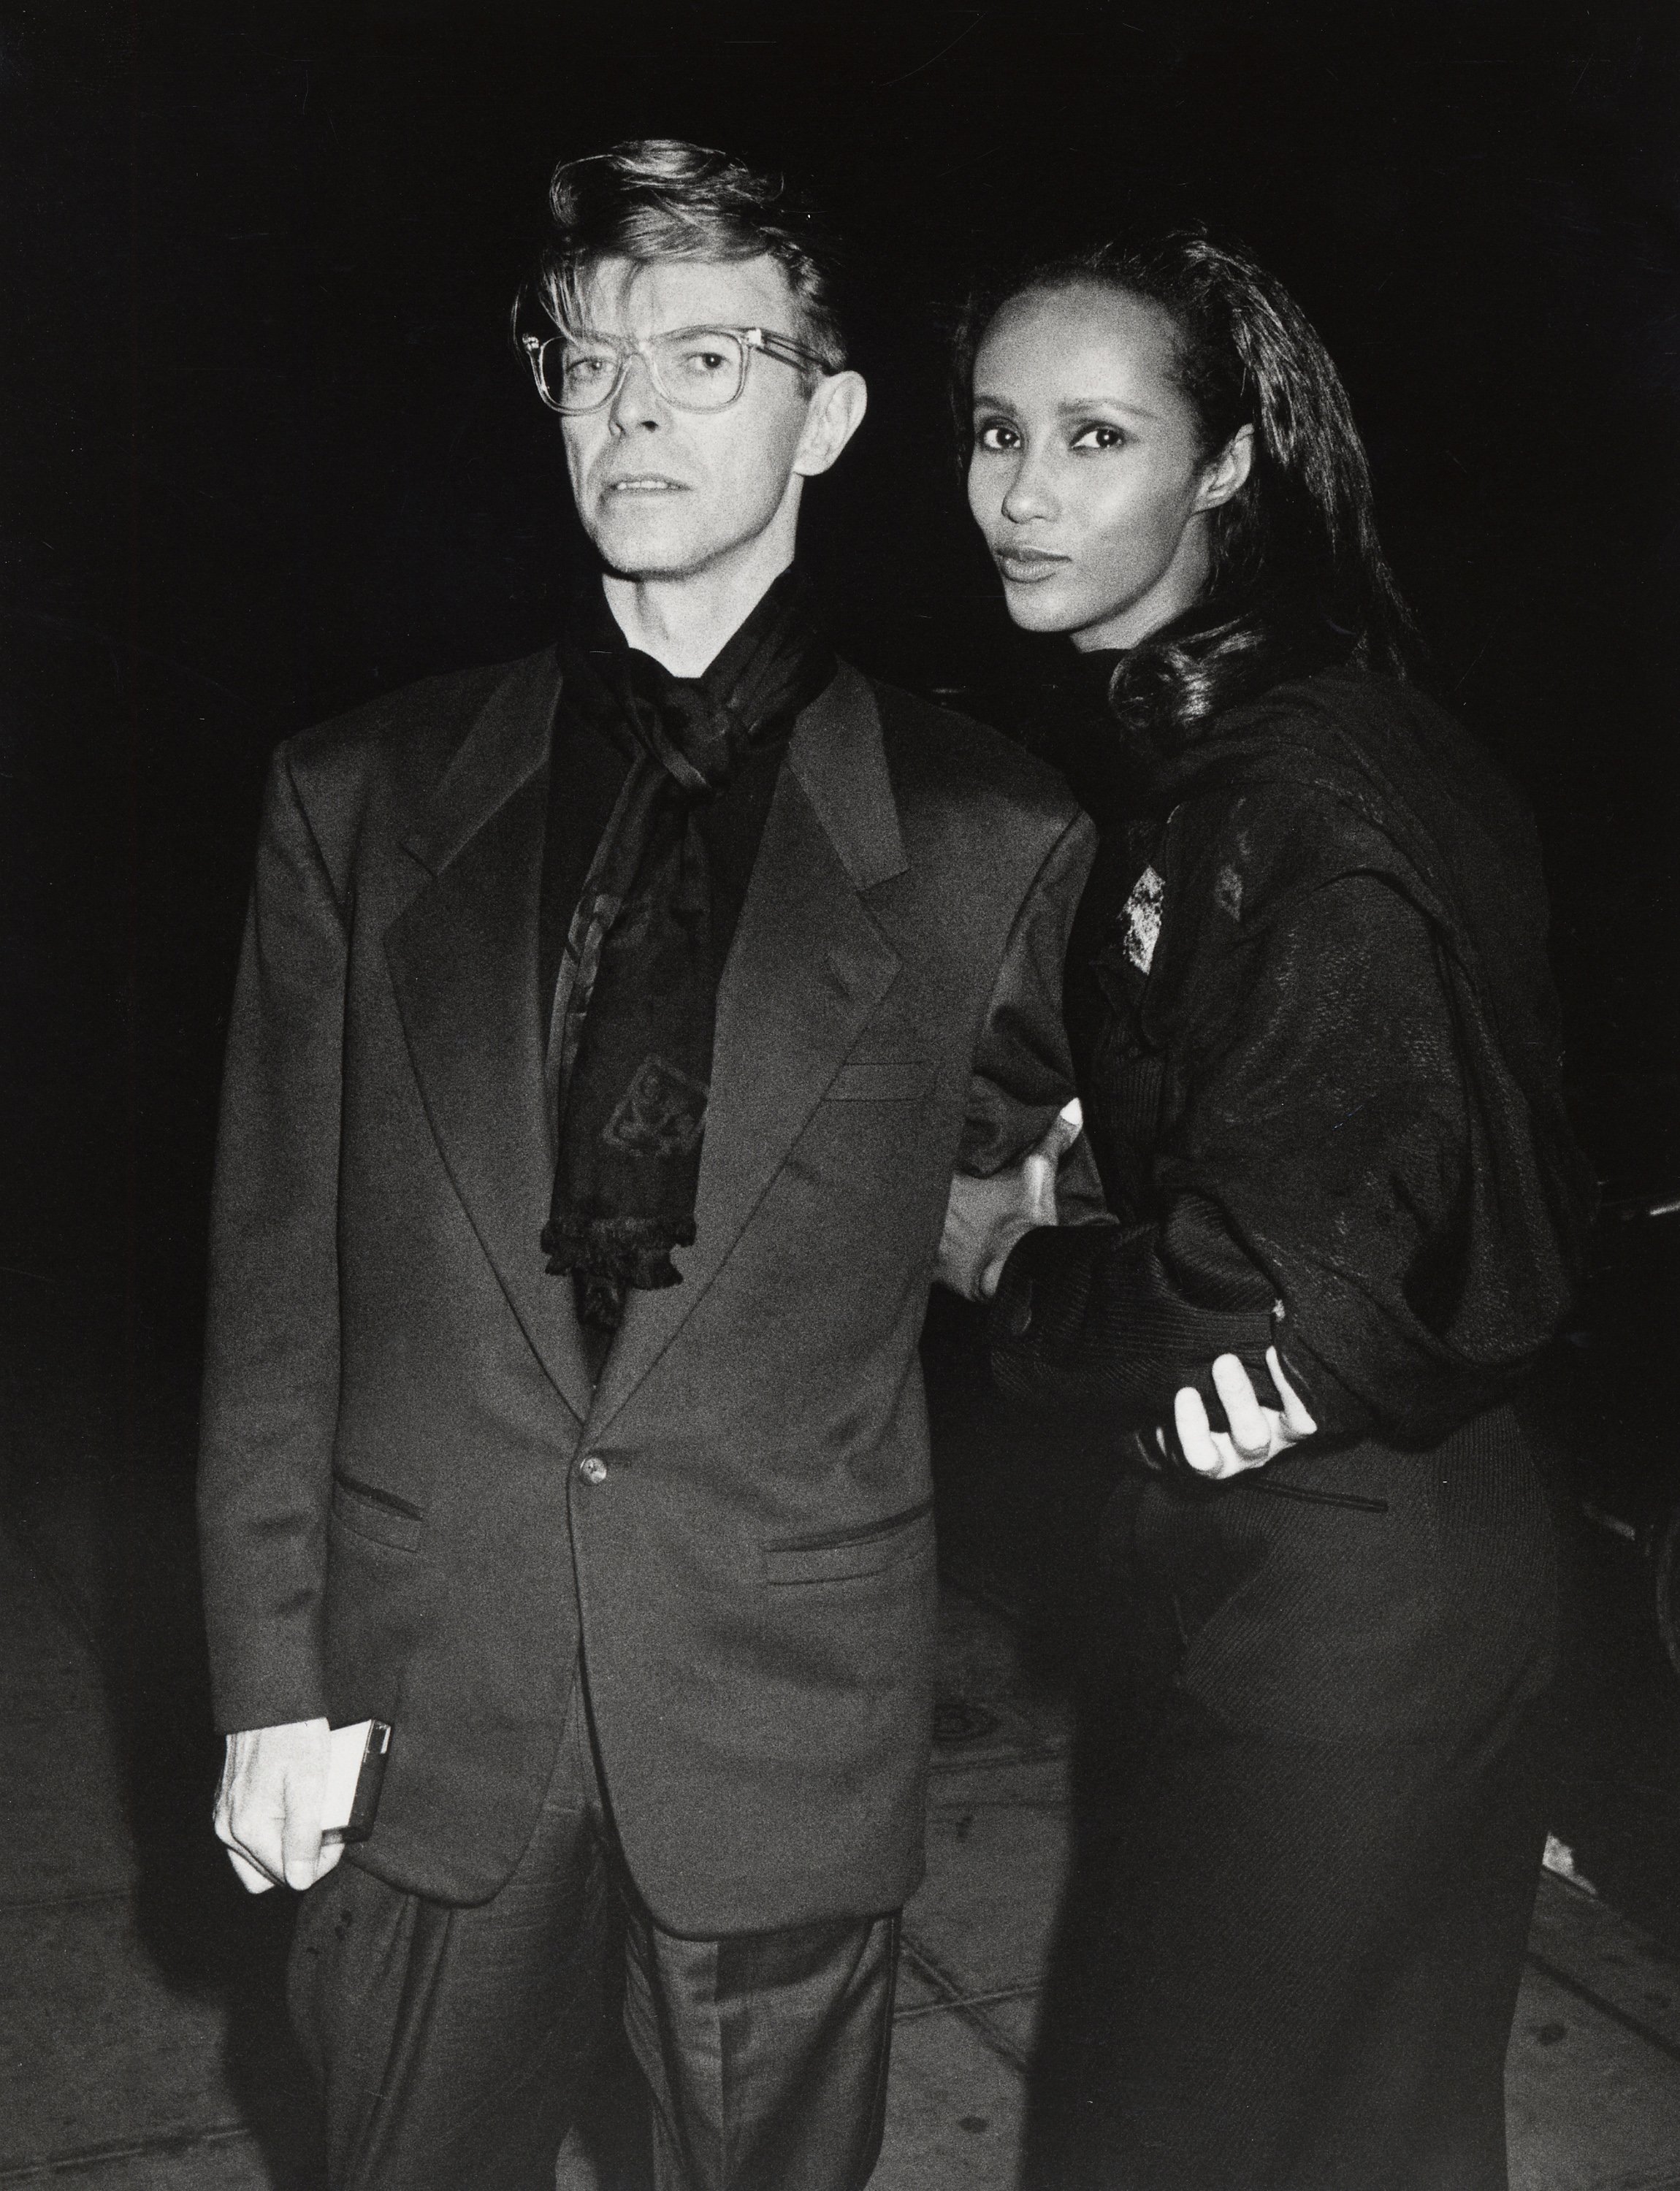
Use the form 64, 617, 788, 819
960, 811, 1110, 1223
196, 746, 346, 1735
989, 870, 1473, 1441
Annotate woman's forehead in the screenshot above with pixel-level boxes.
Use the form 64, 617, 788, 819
976, 281, 1180, 405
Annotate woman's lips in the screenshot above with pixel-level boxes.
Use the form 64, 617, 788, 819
996, 548, 1069, 583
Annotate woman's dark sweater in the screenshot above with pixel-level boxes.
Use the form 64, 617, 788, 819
989, 663, 1595, 1448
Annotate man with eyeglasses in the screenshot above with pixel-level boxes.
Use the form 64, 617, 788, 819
197, 139, 1096, 2191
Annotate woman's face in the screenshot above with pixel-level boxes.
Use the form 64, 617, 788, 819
966, 281, 1245, 651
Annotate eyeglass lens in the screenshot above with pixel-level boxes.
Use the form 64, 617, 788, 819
534, 331, 748, 413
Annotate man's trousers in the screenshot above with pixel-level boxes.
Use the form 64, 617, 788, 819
287, 1670, 900, 2191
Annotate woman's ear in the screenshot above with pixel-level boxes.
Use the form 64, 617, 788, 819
1194, 422, 1254, 512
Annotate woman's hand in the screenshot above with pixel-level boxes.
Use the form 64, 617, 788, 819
936, 1103, 1083, 1301
1166, 1347, 1317, 1479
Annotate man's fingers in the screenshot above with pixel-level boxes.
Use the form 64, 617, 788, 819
223, 1844, 278, 1895
1266, 1346, 1318, 1439
280, 1781, 327, 1892
1035, 1098, 1083, 1166
215, 1798, 281, 1893
1021, 1152, 1058, 1226
215, 1720, 331, 1896
215, 1794, 285, 1885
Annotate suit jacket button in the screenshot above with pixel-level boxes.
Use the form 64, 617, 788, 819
579, 1454, 608, 1485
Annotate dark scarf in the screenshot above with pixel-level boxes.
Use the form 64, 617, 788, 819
542, 571, 834, 1334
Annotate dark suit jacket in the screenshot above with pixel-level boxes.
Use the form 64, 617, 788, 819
198, 646, 1093, 1932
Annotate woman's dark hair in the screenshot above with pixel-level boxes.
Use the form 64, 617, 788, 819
532, 138, 849, 377
952, 232, 1421, 739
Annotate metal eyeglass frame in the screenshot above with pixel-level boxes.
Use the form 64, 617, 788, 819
520, 324, 825, 415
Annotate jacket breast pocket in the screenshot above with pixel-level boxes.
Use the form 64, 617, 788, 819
330, 1472, 424, 1554
763, 1496, 934, 1586
824, 1057, 937, 1102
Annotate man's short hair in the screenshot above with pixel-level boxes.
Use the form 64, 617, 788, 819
535, 138, 849, 374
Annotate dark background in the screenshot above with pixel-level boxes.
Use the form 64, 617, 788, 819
5, 0, 1677, 1302
1, 0, 1677, 2168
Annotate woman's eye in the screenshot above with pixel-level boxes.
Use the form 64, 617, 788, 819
1070, 423, 1128, 451
974, 421, 1019, 452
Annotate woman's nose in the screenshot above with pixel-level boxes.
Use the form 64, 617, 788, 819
1000, 452, 1056, 523
607, 351, 664, 434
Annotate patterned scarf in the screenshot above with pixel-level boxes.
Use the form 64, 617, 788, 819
542, 572, 834, 1334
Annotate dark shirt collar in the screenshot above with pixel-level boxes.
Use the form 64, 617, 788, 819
576, 564, 821, 704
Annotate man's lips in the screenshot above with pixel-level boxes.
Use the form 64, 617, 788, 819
995, 546, 1070, 582
598, 475, 688, 496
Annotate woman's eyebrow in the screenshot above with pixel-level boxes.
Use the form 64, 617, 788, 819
1055, 394, 1161, 421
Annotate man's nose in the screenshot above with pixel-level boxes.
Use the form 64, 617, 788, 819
1000, 448, 1057, 524
607, 351, 665, 435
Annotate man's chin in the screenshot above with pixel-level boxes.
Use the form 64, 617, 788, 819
586, 505, 707, 581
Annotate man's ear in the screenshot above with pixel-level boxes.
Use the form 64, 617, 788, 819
1194, 421, 1254, 513
793, 370, 868, 479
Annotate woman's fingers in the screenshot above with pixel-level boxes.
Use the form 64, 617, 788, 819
1212, 1354, 1273, 1460
1173, 1383, 1226, 1475
1265, 1346, 1317, 1439
1169, 1354, 1319, 1483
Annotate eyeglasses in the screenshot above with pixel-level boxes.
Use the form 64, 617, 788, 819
521, 324, 824, 415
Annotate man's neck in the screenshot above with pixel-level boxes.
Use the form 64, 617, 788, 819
600, 548, 796, 678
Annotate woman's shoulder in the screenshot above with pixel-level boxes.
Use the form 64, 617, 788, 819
1211, 661, 1454, 764
1164, 662, 1543, 948
1163, 761, 1405, 941
1212, 664, 1529, 831
1165, 667, 1416, 859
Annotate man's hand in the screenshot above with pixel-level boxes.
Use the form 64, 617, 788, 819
1163, 1347, 1317, 1480
937, 1102, 1083, 1302
214, 1717, 343, 1894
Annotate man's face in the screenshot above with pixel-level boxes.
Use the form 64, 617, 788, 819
560, 254, 820, 585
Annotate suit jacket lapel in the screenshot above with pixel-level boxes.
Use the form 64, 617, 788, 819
384, 651, 597, 1424
589, 665, 906, 1431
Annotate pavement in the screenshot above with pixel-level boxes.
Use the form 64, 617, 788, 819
5, 1526, 1680, 2190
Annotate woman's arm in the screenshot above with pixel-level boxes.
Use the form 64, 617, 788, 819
987, 869, 1474, 1442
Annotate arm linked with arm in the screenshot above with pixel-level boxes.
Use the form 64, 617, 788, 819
989, 871, 1475, 1442
959, 808, 1110, 1222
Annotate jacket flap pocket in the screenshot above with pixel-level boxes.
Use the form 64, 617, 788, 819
331, 1473, 424, 1553
763, 1496, 934, 1586
825, 1057, 937, 1102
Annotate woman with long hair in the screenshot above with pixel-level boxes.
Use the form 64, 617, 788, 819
938, 234, 1595, 2189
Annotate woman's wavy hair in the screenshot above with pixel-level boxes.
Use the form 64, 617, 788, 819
952, 232, 1421, 739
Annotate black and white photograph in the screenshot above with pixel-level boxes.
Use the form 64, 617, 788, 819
2, 4, 1677, 2187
